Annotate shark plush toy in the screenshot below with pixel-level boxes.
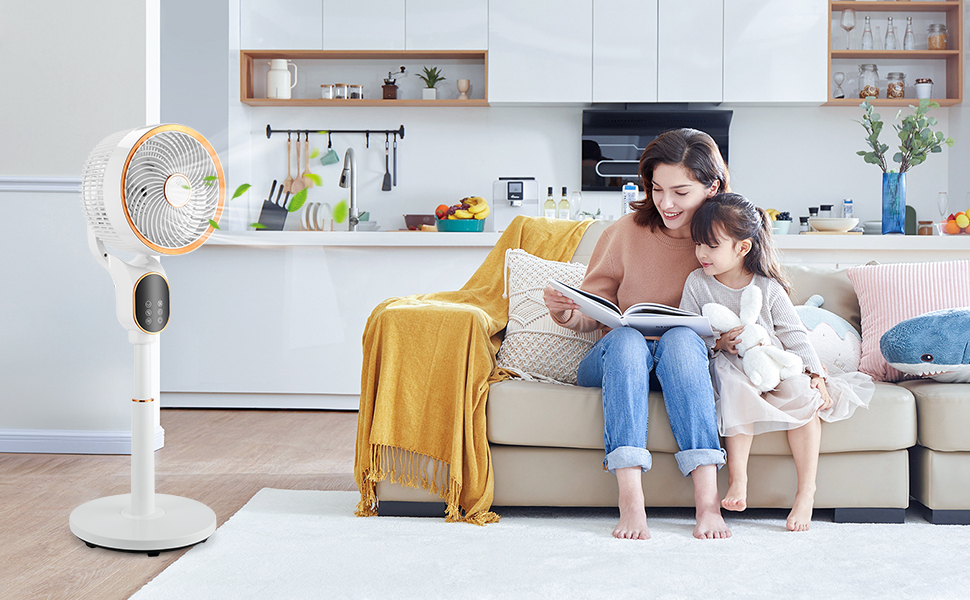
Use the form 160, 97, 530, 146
794, 294, 862, 376
880, 308, 970, 383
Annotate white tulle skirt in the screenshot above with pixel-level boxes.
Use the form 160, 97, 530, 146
712, 351, 875, 438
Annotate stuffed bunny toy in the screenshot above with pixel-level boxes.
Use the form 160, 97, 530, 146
702, 286, 803, 393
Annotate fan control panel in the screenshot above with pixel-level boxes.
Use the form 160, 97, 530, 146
134, 273, 170, 334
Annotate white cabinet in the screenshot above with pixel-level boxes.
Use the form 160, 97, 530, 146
657, 0, 723, 102
488, 0, 593, 103
593, 0, 658, 103
323, 0, 406, 50
406, 0, 488, 50
241, 0, 323, 49
723, 0, 827, 103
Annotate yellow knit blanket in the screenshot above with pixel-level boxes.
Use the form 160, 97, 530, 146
355, 215, 593, 524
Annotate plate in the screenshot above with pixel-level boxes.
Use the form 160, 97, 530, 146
435, 218, 485, 232
809, 217, 859, 232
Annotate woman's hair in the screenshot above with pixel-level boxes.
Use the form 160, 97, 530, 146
631, 128, 731, 229
690, 192, 790, 294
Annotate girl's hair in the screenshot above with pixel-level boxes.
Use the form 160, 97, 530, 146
690, 192, 790, 294
631, 128, 731, 229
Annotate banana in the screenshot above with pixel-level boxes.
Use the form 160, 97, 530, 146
453, 209, 474, 219
466, 196, 489, 214
472, 204, 490, 219
765, 208, 780, 221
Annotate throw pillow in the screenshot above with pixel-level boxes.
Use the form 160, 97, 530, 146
879, 308, 970, 383
496, 249, 602, 384
794, 294, 862, 375
846, 260, 970, 382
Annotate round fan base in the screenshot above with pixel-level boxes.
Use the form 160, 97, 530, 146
70, 493, 216, 554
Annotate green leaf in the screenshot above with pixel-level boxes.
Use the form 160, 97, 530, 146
333, 199, 349, 224
287, 188, 308, 213
250, 222, 267, 229
231, 183, 251, 200
317, 130, 329, 135
931, 146, 942, 153
182, 185, 191, 189
892, 152, 904, 164
208, 219, 220, 230
306, 173, 323, 186
309, 147, 320, 159
203, 175, 218, 181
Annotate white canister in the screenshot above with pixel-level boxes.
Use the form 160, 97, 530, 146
267, 59, 298, 99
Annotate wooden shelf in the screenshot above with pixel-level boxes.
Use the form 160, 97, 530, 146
242, 98, 489, 107
824, 97, 960, 107
831, 1, 961, 14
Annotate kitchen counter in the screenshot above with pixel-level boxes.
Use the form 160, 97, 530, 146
208, 230, 503, 247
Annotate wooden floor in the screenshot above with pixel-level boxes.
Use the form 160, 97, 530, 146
0, 409, 358, 600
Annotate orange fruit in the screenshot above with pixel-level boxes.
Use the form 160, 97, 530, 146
945, 220, 960, 235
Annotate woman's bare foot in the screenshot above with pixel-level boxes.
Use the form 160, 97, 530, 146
786, 490, 815, 532
694, 504, 732, 539
692, 465, 731, 539
614, 501, 650, 540
721, 479, 747, 512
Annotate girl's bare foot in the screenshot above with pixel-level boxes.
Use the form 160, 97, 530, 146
721, 479, 747, 512
614, 501, 650, 540
786, 490, 815, 532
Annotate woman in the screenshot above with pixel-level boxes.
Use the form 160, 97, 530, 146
544, 128, 730, 540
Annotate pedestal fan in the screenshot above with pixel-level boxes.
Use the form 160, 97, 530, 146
69, 124, 224, 554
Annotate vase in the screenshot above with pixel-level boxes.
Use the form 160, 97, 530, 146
422, 88, 437, 100
882, 172, 906, 234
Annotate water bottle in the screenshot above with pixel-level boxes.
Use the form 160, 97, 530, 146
843, 198, 853, 218
622, 183, 638, 214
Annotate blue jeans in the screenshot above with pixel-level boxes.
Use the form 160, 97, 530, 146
577, 326, 725, 477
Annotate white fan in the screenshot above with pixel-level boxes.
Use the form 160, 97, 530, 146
70, 124, 224, 554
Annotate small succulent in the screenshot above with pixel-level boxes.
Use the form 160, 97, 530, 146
418, 66, 445, 89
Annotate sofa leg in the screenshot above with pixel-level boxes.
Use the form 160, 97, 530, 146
377, 500, 446, 518
913, 502, 970, 525
833, 508, 906, 524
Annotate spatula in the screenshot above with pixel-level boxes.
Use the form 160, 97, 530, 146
290, 133, 306, 194
382, 133, 392, 192
281, 136, 294, 193
300, 136, 314, 189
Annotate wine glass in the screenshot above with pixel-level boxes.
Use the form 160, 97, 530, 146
840, 9, 856, 50
938, 192, 949, 222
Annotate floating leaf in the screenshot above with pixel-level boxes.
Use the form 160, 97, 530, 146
250, 222, 267, 229
231, 183, 251, 200
288, 188, 308, 213
309, 147, 320, 159
208, 219, 220, 230
306, 173, 323, 186
333, 199, 349, 224
204, 175, 218, 181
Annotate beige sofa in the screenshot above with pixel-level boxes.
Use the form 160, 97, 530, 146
378, 220, 968, 524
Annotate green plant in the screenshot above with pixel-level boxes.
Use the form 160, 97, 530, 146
857, 98, 954, 173
418, 66, 445, 89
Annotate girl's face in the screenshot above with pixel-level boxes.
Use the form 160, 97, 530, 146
650, 163, 720, 238
695, 228, 751, 280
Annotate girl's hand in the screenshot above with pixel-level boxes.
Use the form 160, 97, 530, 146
543, 285, 580, 314
811, 376, 833, 411
714, 326, 744, 354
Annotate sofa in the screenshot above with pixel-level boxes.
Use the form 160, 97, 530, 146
377, 219, 969, 524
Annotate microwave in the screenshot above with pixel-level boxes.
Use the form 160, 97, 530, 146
581, 109, 732, 192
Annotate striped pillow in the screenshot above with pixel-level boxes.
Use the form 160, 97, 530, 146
846, 260, 970, 382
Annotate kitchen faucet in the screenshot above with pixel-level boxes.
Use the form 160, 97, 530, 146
338, 148, 359, 231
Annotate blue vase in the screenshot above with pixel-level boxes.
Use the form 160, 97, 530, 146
882, 172, 906, 235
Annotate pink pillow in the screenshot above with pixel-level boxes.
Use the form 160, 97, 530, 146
846, 260, 970, 382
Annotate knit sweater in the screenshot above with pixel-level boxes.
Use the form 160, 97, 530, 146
679, 269, 826, 377
552, 214, 700, 333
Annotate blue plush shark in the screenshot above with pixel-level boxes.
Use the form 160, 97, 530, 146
880, 308, 970, 383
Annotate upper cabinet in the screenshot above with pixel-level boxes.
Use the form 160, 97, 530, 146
323, 0, 406, 50
657, 0, 723, 103
406, 0, 488, 50
488, 0, 593, 103
241, 0, 323, 49
723, 0, 827, 103
592, 0, 658, 103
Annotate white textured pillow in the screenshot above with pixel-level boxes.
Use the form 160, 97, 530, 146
496, 249, 601, 385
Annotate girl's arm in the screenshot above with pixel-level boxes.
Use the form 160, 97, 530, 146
765, 281, 826, 377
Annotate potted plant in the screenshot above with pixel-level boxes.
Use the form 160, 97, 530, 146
857, 98, 954, 234
418, 66, 445, 100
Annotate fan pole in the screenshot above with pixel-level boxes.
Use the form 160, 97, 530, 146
130, 342, 156, 517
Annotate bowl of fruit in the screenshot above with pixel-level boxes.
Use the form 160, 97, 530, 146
434, 196, 490, 232
939, 210, 970, 235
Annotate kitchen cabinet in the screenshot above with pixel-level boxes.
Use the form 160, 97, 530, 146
240, 0, 323, 50
323, 0, 406, 50
827, 1, 963, 106
406, 0, 488, 50
723, 0, 828, 103
592, 0, 658, 103
487, 0, 593, 103
657, 0, 723, 102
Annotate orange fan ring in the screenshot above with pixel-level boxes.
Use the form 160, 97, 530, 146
119, 124, 225, 255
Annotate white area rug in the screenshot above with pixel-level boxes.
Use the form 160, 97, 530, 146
131, 489, 970, 600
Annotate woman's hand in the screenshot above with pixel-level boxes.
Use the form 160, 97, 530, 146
543, 285, 580, 314
811, 376, 833, 411
714, 326, 744, 354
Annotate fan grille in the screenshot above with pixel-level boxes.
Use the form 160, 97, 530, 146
82, 130, 130, 251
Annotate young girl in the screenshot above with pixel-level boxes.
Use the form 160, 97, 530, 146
679, 193, 874, 532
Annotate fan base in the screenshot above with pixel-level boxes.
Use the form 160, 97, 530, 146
70, 493, 216, 554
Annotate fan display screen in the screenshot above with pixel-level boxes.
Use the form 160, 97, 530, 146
134, 273, 170, 334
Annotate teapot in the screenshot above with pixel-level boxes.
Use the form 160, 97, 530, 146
266, 59, 298, 99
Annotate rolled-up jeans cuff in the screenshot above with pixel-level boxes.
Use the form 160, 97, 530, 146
604, 446, 652, 474
675, 448, 726, 477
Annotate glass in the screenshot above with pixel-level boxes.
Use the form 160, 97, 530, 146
840, 9, 856, 50
861, 16, 873, 50
938, 192, 949, 220
904, 17, 916, 51
334, 83, 349, 99
859, 63, 879, 98
570, 191, 582, 220
884, 17, 897, 51
833, 72, 845, 99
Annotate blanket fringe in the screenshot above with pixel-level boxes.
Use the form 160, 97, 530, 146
356, 443, 500, 526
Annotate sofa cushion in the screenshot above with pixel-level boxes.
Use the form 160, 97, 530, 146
899, 380, 970, 451
783, 264, 861, 332
486, 380, 915, 455
495, 249, 601, 384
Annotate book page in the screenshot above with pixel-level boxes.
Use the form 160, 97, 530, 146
548, 279, 624, 330
624, 302, 699, 318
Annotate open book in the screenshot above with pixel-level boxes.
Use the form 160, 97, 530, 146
549, 279, 713, 338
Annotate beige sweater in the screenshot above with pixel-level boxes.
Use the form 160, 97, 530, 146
552, 214, 701, 333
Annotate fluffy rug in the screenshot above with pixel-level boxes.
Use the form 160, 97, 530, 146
131, 489, 970, 600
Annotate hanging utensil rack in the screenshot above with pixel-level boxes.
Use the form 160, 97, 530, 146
265, 124, 404, 148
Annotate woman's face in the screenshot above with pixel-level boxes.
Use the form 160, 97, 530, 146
650, 163, 719, 238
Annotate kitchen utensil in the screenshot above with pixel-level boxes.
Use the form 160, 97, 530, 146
257, 179, 287, 231
382, 133, 392, 191
281, 136, 294, 193
320, 133, 339, 166
808, 217, 859, 233
300, 136, 313, 188
290, 133, 306, 194
403, 214, 436, 230
392, 133, 397, 186
266, 59, 297, 99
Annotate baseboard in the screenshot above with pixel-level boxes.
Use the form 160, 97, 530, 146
162, 392, 359, 410
0, 426, 164, 454
0, 176, 81, 193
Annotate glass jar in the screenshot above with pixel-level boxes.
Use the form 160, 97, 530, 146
334, 83, 349, 99
928, 24, 947, 50
348, 84, 363, 99
799, 216, 810, 233
918, 220, 934, 236
859, 63, 879, 99
886, 72, 905, 99
320, 84, 335, 99
819, 204, 833, 218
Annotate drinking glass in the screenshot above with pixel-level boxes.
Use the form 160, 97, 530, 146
938, 192, 949, 220
840, 9, 856, 50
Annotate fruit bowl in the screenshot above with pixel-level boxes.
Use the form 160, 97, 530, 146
937, 221, 970, 235
435, 218, 485, 232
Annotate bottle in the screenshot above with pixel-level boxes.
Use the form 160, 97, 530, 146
809, 206, 819, 218
842, 198, 853, 219
904, 17, 916, 51
799, 216, 810, 233
861, 16, 873, 51
819, 204, 833, 218
884, 17, 897, 51
621, 183, 638, 214
558, 186, 571, 220
543, 186, 556, 218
